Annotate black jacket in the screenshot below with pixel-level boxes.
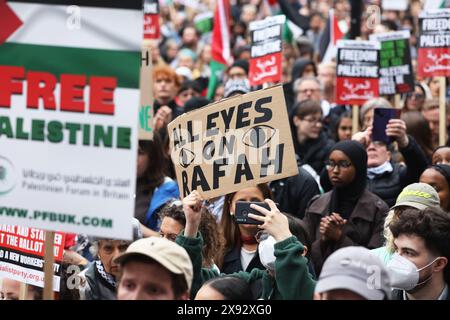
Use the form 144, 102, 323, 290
295, 132, 335, 175
303, 189, 388, 276
270, 165, 320, 219
154, 99, 183, 119
367, 136, 429, 207
391, 287, 449, 300
79, 261, 116, 300
221, 245, 265, 275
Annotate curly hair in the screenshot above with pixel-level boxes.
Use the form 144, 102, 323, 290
389, 207, 450, 284
199, 207, 225, 269
159, 202, 225, 269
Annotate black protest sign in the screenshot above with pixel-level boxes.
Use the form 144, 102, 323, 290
0, 225, 65, 291
168, 85, 298, 199
418, 9, 450, 77
249, 15, 286, 86
336, 40, 380, 105
370, 30, 414, 95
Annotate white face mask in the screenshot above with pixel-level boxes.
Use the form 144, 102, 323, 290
386, 253, 440, 291
258, 235, 277, 271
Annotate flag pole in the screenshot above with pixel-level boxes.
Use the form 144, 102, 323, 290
352, 105, 359, 135
439, 77, 446, 146
43, 231, 55, 300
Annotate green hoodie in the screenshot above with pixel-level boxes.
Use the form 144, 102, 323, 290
176, 233, 316, 300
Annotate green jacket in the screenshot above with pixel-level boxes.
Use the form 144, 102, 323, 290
176, 233, 316, 300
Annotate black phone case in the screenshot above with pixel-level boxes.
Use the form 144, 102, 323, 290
372, 108, 401, 144
234, 201, 269, 225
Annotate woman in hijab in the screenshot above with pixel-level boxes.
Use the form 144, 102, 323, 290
303, 140, 389, 275
420, 164, 450, 212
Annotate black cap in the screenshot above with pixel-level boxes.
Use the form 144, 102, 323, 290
184, 96, 211, 113
230, 59, 249, 75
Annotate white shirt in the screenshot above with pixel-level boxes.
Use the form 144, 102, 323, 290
240, 247, 257, 271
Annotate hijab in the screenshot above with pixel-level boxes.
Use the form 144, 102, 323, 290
432, 164, 450, 189
328, 140, 368, 219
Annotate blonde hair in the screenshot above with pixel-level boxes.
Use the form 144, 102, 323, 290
383, 207, 410, 253
383, 209, 396, 253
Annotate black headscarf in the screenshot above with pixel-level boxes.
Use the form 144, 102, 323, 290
432, 164, 450, 189
328, 140, 368, 219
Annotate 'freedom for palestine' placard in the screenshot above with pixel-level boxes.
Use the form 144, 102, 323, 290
336, 40, 380, 105
370, 30, 414, 95
418, 9, 450, 77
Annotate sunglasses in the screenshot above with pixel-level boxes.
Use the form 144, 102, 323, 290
406, 92, 424, 99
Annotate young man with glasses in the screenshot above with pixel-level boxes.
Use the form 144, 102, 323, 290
294, 77, 331, 118
292, 100, 334, 186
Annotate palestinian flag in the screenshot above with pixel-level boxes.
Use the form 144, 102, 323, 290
194, 11, 213, 34
0, 0, 142, 89
319, 9, 347, 63
0, 0, 142, 239
207, 0, 232, 100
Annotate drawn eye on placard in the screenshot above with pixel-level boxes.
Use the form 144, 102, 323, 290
179, 148, 196, 168
242, 125, 276, 148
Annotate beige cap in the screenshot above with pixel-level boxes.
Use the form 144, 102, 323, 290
391, 183, 441, 211
114, 237, 193, 291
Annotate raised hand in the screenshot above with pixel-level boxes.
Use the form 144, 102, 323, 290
182, 191, 203, 237
386, 119, 409, 148
248, 199, 292, 242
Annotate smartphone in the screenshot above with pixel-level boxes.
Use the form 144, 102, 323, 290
235, 201, 270, 225
372, 108, 401, 144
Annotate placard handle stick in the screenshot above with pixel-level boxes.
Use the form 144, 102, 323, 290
19, 282, 28, 300
439, 77, 447, 146
352, 105, 359, 135
138, 44, 154, 141
43, 231, 55, 300
394, 94, 402, 109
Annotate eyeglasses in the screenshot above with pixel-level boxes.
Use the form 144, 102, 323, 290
325, 160, 352, 170
255, 231, 269, 243
301, 117, 322, 125
406, 92, 424, 100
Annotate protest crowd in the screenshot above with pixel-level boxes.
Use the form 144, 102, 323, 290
3, 0, 450, 302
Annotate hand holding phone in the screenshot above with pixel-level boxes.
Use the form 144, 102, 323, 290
385, 118, 409, 148
235, 201, 270, 225
372, 108, 401, 144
